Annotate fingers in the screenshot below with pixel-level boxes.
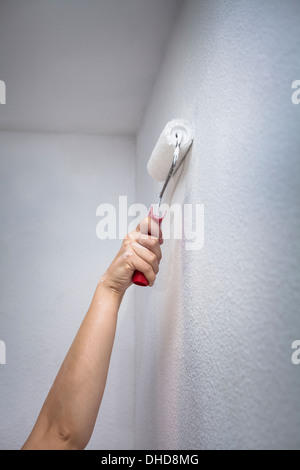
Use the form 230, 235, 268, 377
131, 241, 159, 275
129, 232, 162, 263
130, 253, 157, 286
137, 217, 163, 244
125, 233, 160, 278
123, 216, 164, 287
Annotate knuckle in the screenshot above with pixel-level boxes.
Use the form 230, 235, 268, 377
124, 247, 134, 257
126, 232, 135, 241
150, 252, 156, 263
123, 239, 131, 250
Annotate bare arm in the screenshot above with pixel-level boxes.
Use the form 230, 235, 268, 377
22, 217, 162, 450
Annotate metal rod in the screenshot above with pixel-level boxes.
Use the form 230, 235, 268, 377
157, 132, 182, 210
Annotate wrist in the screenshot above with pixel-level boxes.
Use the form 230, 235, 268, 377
97, 275, 125, 305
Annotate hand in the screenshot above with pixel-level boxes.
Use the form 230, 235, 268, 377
100, 217, 163, 296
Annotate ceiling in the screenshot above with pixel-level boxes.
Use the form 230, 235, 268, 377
0, 0, 181, 135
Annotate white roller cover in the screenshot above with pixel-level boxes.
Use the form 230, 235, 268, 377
147, 119, 194, 182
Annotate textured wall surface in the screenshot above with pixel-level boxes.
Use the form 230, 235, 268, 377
1, 0, 300, 451
0, 132, 136, 450
135, 0, 300, 449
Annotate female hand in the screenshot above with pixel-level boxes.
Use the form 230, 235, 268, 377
101, 217, 163, 296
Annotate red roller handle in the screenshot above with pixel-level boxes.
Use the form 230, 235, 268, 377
132, 207, 164, 287
132, 270, 150, 287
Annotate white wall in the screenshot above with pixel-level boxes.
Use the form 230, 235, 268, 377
135, 0, 300, 450
0, 131, 136, 449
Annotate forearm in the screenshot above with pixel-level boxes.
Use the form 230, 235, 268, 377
22, 217, 162, 450
23, 281, 123, 450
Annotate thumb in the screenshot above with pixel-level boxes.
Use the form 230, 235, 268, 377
136, 217, 162, 240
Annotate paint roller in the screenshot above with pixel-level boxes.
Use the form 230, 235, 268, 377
133, 119, 194, 286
